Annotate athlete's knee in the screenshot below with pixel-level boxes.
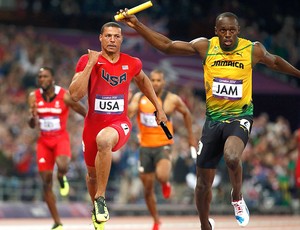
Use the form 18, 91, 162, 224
224, 149, 241, 171
41, 177, 53, 191
224, 140, 242, 170
56, 157, 70, 174
143, 185, 154, 198
58, 165, 68, 175
141, 177, 155, 197
195, 178, 212, 194
156, 173, 169, 183
86, 173, 97, 185
195, 170, 214, 194
96, 133, 116, 152
156, 160, 171, 182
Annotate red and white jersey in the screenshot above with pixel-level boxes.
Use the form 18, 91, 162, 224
35, 86, 69, 136
75, 53, 142, 124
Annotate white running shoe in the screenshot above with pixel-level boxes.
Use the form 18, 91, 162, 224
208, 218, 215, 230
231, 197, 250, 226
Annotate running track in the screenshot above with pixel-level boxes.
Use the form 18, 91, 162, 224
1, 215, 300, 230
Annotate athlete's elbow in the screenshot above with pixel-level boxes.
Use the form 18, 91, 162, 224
69, 90, 82, 102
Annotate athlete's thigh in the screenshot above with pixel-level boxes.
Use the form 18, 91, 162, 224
155, 145, 172, 179
83, 117, 132, 167
223, 117, 253, 146
139, 147, 159, 173
36, 138, 55, 171
54, 132, 71, 158
197, 120, 225, 169
109, 118, 132, 152
154, 145, 171, 165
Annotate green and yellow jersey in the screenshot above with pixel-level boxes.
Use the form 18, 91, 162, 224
203, 37, 254, 121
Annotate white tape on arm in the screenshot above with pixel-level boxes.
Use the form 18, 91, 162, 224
190, 146, 197, 159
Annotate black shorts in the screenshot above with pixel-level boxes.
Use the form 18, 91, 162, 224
196, 116, 253, 169
139, 145, 171, 173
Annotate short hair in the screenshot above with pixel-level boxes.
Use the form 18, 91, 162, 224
100, 22, 121, 34
39, 66, 54, 76
150, 69, 165, 76
216, 12, 239, 25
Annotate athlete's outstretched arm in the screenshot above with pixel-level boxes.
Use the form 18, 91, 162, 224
133, 70, 167, 124
253, 42, 300, 78
118, 10, 197, 56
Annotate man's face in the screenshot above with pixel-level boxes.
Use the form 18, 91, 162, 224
150, 72, 165, 95
215, 16, 240, 51
37, 69, 53, 91
100, 26, 123, 54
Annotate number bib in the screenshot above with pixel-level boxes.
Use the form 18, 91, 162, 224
212, 78, 243, 100
94, 95, 124, 114
39, 116, 61, 131
140, 113, 158, 127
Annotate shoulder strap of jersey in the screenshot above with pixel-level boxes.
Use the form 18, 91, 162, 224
138, 90, 169, 103
138, 90, 171, 120
161, 90, 168, 103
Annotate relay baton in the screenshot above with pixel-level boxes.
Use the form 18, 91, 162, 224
154, 111, 173, 140
114, 1, 153, 21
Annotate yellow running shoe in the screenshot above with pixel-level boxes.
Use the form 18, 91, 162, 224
51, 223, 64, 230
59, 175, 69, 196
92, 210, 106, 230
94, 196, 109, 222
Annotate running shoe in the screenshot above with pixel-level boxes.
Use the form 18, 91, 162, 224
152, 222, 161, 230
94, 196, 110, 222
59, 175, 69, 196
231, 192, 250, 226
91, 210, 106, 230
51, 223, 63, 230
208, 218, 215, 230
161, 182, 171, 199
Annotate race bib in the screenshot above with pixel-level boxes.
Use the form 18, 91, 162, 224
94, 95, 124, 114
212, 78, 243, 100
140, 112, 158, 127
39, 116, 61, 131
240, 118, 251, 133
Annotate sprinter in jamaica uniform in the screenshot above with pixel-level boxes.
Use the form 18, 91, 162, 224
119, 11, 300, 230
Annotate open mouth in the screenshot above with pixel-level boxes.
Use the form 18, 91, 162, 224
224, 40, 232, 46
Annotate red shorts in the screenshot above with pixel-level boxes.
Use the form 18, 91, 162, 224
36, 131, 71, 171
82, 117, 132, 167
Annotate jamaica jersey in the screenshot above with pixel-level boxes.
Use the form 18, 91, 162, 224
203, 37, 254, 121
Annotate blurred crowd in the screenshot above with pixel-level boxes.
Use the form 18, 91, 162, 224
0, 0, 300, 214
1, 0, 300, 85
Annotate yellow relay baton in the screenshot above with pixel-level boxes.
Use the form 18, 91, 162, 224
114, 1, 153, 21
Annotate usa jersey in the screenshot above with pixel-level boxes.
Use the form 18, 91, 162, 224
35, 86, 69, 136
75, 53, 142, 124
